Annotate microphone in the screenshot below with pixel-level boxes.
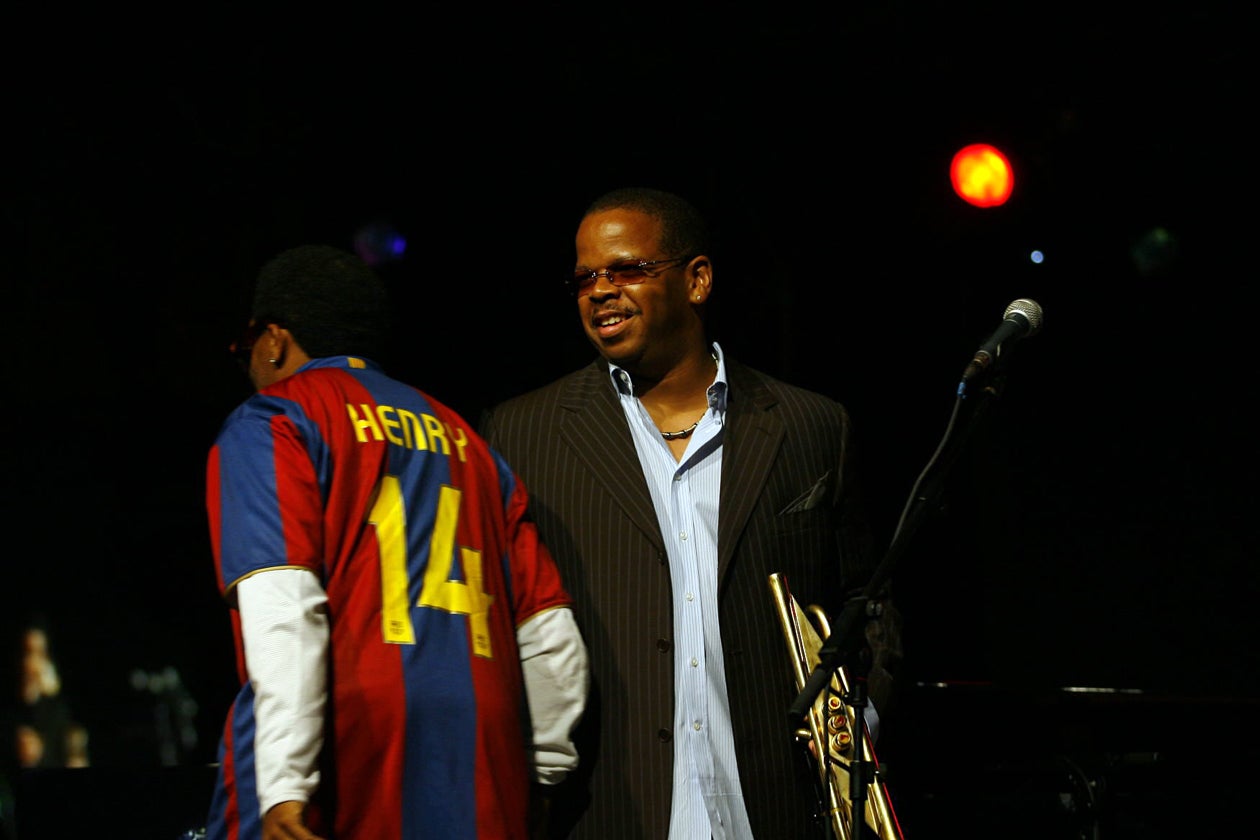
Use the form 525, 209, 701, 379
960, 298, 1044, 384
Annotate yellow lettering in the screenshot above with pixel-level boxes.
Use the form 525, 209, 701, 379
371, 476, 415, 644
446, 423, 469, 463
423, 414, 449, 455
351, 403, 472, 461
377, 405, 404, 446
420, 486, 468, 612
347, 403, 384, 442
397, 409, 426, 451
462, 548, 492, 657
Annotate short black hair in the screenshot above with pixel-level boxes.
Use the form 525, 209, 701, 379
252, 244, 391, 361
584, 187, 710, 259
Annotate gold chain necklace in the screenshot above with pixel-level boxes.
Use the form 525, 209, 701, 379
658, 351, 717, 440
660, 418, 702, 440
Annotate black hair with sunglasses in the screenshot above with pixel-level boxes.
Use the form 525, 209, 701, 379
249, 244, 392, 363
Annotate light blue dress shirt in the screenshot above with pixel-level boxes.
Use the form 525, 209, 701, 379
608, 342, 754, 840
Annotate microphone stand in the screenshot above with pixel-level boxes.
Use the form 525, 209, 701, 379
788, 363, 1014, 838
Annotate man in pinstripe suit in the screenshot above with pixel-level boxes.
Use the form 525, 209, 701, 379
481, 187, 901, 839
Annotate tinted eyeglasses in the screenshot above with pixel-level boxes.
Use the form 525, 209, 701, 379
566, 255, 692, 297
230, 320, 270, 370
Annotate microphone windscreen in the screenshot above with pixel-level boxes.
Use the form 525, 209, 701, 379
1004, 299, 1044, 335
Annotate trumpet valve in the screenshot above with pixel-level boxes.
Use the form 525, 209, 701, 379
826, 713, 848, 734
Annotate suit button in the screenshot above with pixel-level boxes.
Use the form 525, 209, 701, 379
656, 638, 672, 653
658, 728, 672, 742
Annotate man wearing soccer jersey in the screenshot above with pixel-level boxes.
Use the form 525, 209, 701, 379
205, 245, 588, 840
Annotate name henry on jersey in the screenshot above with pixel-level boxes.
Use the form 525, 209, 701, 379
346, 402, 469, 462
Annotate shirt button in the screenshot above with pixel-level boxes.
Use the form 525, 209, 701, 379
685, 592, 694, 602
692, 721, 702, 731
679, 532, 688, 541
690, 658, 699, 667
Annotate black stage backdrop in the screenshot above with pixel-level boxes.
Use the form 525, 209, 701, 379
4, 5, 1255, 837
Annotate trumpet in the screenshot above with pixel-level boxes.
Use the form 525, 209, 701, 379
768, 572, 904, 840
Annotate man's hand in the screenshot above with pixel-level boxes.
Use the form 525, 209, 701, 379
263, 800, 325, 840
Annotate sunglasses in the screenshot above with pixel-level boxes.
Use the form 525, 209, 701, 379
565, 255, 693, 298
230, 320, 271, 370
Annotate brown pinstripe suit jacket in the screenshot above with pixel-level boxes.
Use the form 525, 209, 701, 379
481, 356, 892, 839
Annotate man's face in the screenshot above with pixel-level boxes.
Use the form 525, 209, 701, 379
573, 207, 697, 373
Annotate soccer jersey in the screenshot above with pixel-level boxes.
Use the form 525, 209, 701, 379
205, 356, 572, 839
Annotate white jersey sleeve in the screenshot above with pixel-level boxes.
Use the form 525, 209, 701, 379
516, 606, 588, 785
237, 567, 329, 816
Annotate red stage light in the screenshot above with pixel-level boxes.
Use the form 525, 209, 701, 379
950, 143, 1015, 208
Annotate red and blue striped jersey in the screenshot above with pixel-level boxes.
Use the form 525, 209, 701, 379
205, 356, 571, 839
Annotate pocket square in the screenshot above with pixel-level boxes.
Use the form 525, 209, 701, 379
779, 470, 832, 514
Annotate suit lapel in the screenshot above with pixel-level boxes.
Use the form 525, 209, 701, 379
717, 361, 783, 583
556, 360, 666, 552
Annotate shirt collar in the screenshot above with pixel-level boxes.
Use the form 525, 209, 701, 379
296, 355, 381, 373
607, 342, 729, 412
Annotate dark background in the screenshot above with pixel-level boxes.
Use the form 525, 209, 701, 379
4, 4, 1255, 836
